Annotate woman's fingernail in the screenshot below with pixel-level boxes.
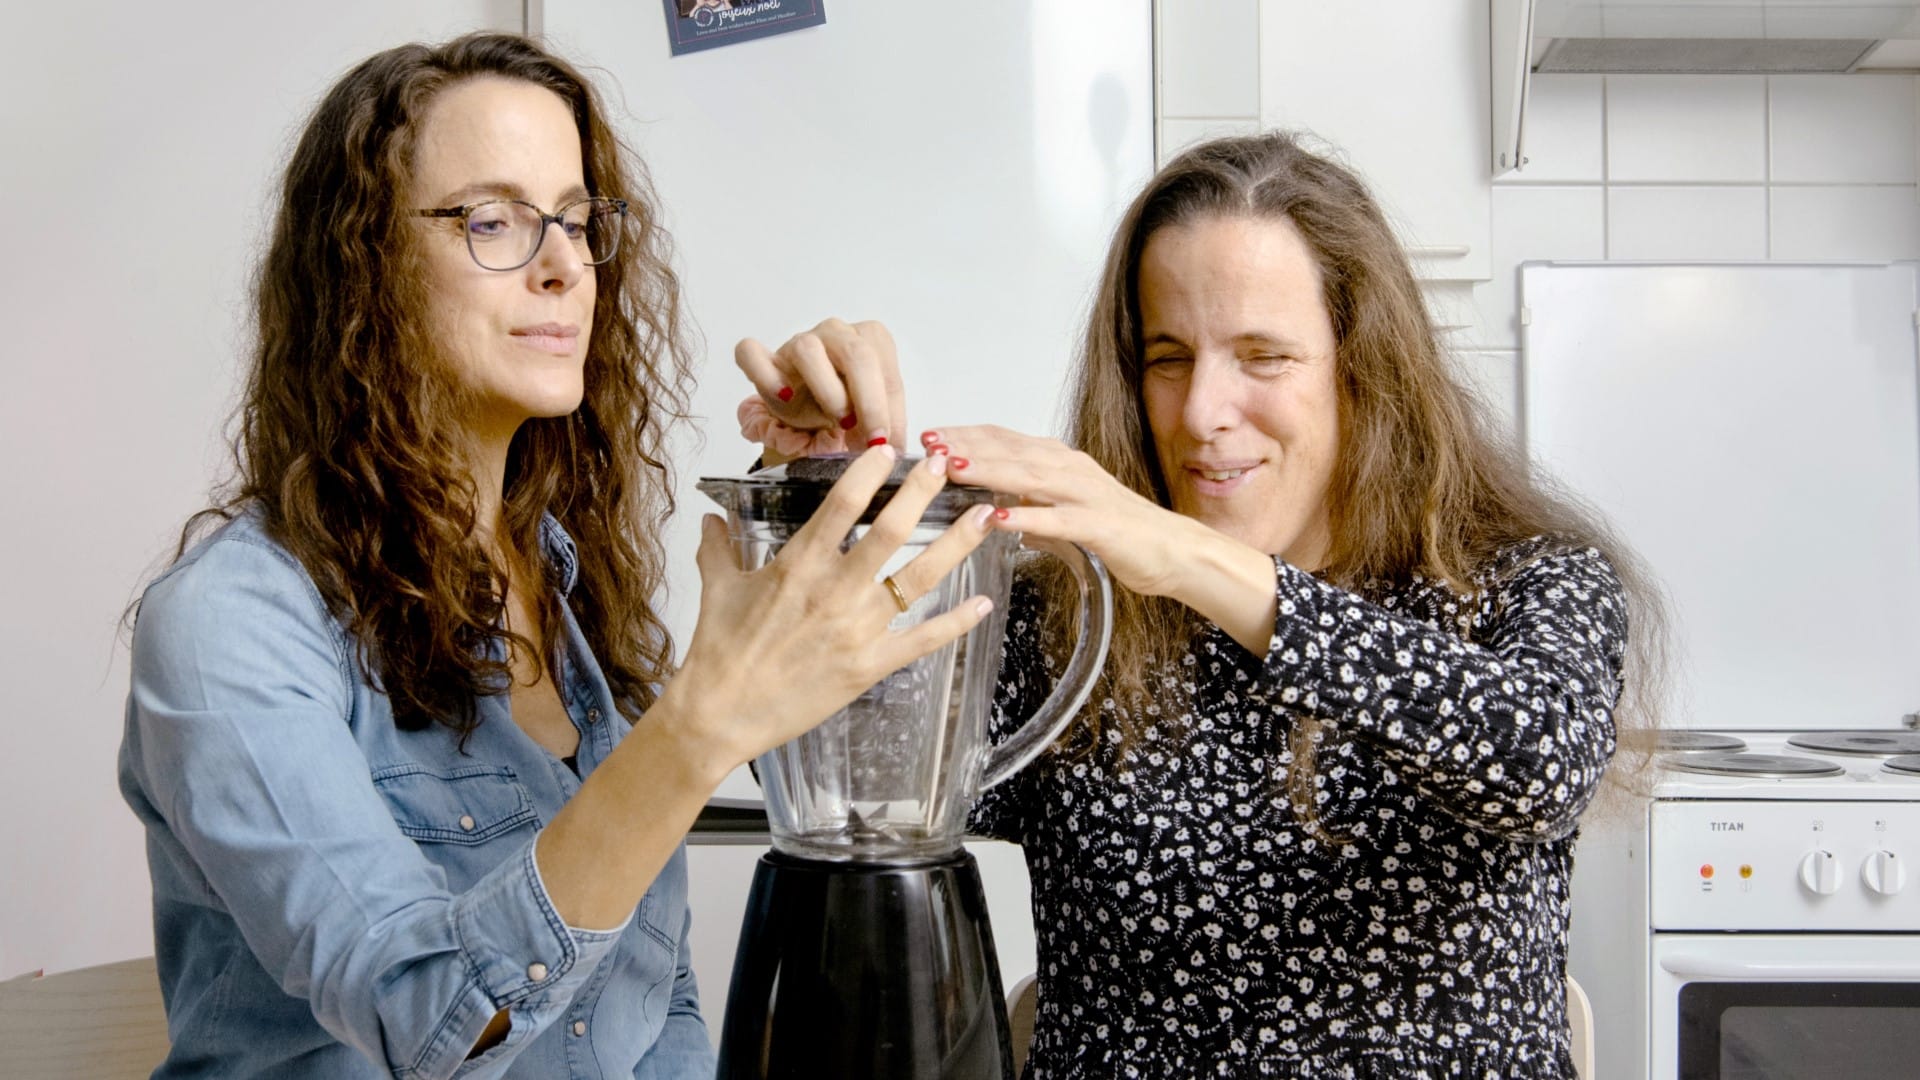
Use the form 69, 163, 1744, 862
776, 386, 794, 403
873, 442, 897, 460
919, 430, 941, 446
969, 504, 993, 528
950, 457, 970, 470
928, 443, 950, 455
993, 507, 1010, 521
928, 454, 948, 476
839, 413, 858, 431
867, 434, 889, 448
973, 597, 995, 617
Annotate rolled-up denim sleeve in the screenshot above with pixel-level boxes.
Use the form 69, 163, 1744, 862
632, 901, 716, 1078
127, 536, 624, 1079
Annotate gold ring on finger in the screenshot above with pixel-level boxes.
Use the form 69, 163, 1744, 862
881, 575, 911, 614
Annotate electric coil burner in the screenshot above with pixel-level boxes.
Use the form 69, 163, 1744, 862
1786, 730, 1920, 756
1882, 754, 1920, 777
1655, 731, 1748, 753
1662, 751, 1846, 779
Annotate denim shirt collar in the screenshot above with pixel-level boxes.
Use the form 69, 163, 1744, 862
538, 513, 579, 598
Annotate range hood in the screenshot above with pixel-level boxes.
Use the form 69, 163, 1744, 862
1531, 0, 1920, 73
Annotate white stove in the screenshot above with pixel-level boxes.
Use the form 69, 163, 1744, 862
1570, 728, 1920, 1080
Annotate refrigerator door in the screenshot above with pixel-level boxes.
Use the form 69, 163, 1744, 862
1521, 261, 1920, 732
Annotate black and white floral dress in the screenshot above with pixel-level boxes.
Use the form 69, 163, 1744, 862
970, 538, 1627, 1079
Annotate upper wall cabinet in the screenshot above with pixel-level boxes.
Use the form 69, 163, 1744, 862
1258, 1, 1494, 281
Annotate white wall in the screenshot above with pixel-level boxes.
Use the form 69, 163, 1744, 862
0, 0, 520, 981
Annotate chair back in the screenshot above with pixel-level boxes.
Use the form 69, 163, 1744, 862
1567, 973, 1595, 1079
0, 957, 170, 1079
1006, 972, 1038, 1075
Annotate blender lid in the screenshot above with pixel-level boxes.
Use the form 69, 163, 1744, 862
699, 453, 1006, 525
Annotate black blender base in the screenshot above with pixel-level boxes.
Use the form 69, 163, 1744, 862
718, 849, 1016, 1079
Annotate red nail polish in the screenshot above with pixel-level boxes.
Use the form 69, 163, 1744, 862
839, 413, 858, 431
951, 457, 970, 470
776, 386, 794, 403
866, 436, 888, 447
928, 443, 949, 455
993, 507, 1010, 520
919, 431, 940, 446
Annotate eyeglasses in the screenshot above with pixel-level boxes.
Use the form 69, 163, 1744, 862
413, 197, 629, 271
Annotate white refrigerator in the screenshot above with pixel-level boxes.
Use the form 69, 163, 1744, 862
540, 0, 1156, 1037
1519, 261, 1920, 734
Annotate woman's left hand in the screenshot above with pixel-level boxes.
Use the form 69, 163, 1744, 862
928, 424, 1283, 652
923, 424, 1194, 598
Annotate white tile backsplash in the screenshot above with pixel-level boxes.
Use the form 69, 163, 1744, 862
1771, 186, 1920, 261
1505, 75, 1604, 183
1607, 187, 1768, 261
1771, 76, 1918, 185
1606, 76, 1768, 183
1159, 117, 1262, 166
1157, 0, 1260, 119
1471, 186, 1606, 350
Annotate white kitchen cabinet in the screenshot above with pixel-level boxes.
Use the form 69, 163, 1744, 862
1257, 1, 1493, 281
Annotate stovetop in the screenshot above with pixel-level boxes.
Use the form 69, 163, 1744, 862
1652, 729, 1920, 799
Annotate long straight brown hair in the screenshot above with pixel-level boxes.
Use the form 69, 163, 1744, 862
155, 34, 694, 737
1037, 131, 1667, 819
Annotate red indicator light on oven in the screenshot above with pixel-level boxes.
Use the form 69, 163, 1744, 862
1700, 864, 1714, 879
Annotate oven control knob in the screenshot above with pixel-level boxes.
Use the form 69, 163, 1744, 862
1863, 851, 1905, 896
1798, 850, 1841, 896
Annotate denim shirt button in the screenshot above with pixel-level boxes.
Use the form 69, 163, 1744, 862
458, 814, 476, 832
527, 962, 549, 981
572, 1020, 588, 1036
586, 707, 602, 725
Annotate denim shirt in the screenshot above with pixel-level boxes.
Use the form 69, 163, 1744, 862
118, 511, 715, 1079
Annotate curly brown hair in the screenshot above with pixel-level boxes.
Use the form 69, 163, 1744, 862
163, 33, 693, 737
1035, 130, 1668, 821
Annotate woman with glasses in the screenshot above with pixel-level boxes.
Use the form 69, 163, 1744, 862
117, 33, 988, 1078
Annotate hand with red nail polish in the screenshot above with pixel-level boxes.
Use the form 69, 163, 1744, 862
917, 423, 1201, 608
734, 318, 908, 462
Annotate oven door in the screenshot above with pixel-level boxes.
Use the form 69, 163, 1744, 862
1652, 935, 1920, 1080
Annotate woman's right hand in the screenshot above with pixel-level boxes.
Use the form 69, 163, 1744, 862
735, 318, 907, 462
660, 444, 994, 777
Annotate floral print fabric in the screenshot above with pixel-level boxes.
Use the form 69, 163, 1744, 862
971, 538, 1627, 1078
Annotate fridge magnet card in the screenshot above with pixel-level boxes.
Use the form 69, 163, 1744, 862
663, 0, 826, 56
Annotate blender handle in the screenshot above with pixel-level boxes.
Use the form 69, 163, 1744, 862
979, 543, 1114, 790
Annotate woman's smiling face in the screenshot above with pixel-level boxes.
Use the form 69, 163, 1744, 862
1138, 214, 1340, 568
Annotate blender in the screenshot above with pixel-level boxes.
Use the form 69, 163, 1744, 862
699, 455, 1112, 1079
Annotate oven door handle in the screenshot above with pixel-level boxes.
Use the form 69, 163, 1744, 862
1660, 954, 1920, 980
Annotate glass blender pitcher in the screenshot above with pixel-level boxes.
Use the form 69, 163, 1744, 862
698, 453, 1113, 863
701, 454, 1112, 1080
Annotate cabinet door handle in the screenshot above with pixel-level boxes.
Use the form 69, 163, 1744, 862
1407, 245, 1472, 259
